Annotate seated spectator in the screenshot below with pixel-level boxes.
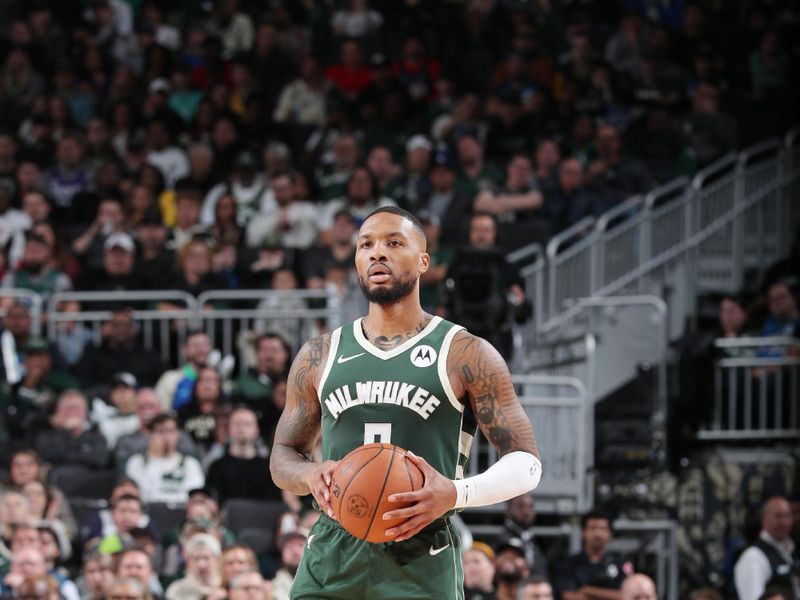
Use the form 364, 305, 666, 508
303, 210, 357, 287
206, 193, 243, 248
455, 133, 503, 201
77, 553, 115, 600
51, 300, 94, 368
134, 210, 174, 290
681, 82, 738, 167
246, 172, 318, 250
201, 152, 271, 232
273, 56, 328, 128
2, 449, 76, 535
496, 494, 548, 578
229, 570, 272, 600
177, 366, 228, 456
145, 118, 189, 189
94, 494, 149, 555
116, 547, 164, 600
418, 211, 454, 314
81, 479, 157, 549
519, 577, 555, 600
2, 230, 72, 304
43, 133, 95, 224
761, 281, 800, 339
38, 523, 72, 574
544, 158, 598, 234
0, 337, 79, 441
74, 232, 148, 299
314, 134, 360, 203
23, 483, 71, 544
0, 177, 31, 267
320, 166, 396, 239
221, 545, 259, 590
325, 39, 373, 106
621, 574, 657, 600
71, 198, 126, 272
553, 509, 631, 600
76, 309, 165, 388
107, 576, 152, 600
33, 390, 110, 470
494, 538, 530, 600
586, 124, 652, 214
165, 533, 224, 600
115, 388, 199, 473
0, 301, 35, 382
233, 332, 291, 413
271, 529, 306, 600
0, 495, 34, 555
734, 497, 796, 600
462, 542, 496, 600
155, 330, 213, 412
92, 372, 141, 449
125, 413, 205, 505
206, 406, 297, 509
167, 188, 207, 253
15, 575, 62, 600
1, 546, 79, 600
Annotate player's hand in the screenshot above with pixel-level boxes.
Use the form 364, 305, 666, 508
302, 460, 338, 520
382, 451, 457, 542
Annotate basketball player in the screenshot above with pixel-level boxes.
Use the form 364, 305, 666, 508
270, 207, 542, 599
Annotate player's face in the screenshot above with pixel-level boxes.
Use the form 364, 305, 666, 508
356, 213, 429, 306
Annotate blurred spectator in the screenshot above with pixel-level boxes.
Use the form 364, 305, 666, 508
145, 118, 189, 189
681, 82, 738, 168
332, 1, 383, 39
315, 134, 360, 203
0, 337, 78, 441
386, 135, 432, 208
414, 147, 472, 247
201, 152, 270, 230
494, 538, 530, 600
77, 553, 115, 600
155, 330, 212, 411
75, 232, 148, 297
91, 372, 140, 449
221, 545, 258, 589
750, 31, 789, 100
320, 165, 396, 235
207, 0, 254, 59
455, 133, 502, 201
125, 413, 204, 505
20, 190, 51, 226
168, 188, 207, 253
0, 181, 31, 267
206, 406, 295, 509
519, 577, 555, 600
248, 22, 295, 110
496, 494, 548, 578
688, 588, 722, 600
168, 238, 228, 298
134, 210, 174, 289
177, 366, 227, 456
165, 533, 224, 600
43, 133, 94, 222
115, 387, 199, 472
621, 574, 657, 600
115, 547, 163, 600
1, 231, 70, 304
0, 301, 34, 382
734, 496, 797, 600
234, 332, 291, 408
229, 570, 272, 600
462, 542, 496, 600
93, 493, 147, 555
81, 479, 156, 549
544, 158, 597, 233
553, 510, 630, 600
76, 309, 164, 387
418, 211, 454, 314
71, 197, 126, 271
271, 529, 306, 600
761, 281, 800, 339
124, 186, 158, 231
107, 576, 152, 600
207, 193, 243, 248
246, 173, 318, 250
273, 57, 328, 128
33, 389, 109, 470
586, 124, 652, 214
176, 144, 216, 197
325, 39, 373, 106
0, 547, 77, 600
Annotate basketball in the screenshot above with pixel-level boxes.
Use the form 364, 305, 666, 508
329, 443, 425, 543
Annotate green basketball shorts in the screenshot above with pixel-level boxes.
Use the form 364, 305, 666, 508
289, 514, 464, 600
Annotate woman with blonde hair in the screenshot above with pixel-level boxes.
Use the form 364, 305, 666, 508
165, 533, 224, 600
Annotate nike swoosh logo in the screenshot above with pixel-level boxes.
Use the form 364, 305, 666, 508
429, 544, 450, 556
307, 534, 316, 550
337, 352, 365, 364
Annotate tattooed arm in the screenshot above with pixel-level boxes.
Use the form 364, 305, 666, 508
449, 331, 539, 458
270, 333, 337, 517
383, 331, 541, 540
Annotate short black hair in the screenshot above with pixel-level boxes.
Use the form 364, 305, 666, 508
361, 206, 425, 243
581, 508, 613, 530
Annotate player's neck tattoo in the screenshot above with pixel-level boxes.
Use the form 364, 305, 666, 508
362, 317, 431, 350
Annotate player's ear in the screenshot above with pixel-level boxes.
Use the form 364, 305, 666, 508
418, 252, 430, 274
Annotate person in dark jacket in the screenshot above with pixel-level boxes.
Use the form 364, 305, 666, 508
33, 389, 110, 470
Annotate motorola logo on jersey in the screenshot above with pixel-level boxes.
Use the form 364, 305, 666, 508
410, 345, 437, 367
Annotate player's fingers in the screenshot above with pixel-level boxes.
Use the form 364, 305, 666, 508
390, 516, 427, 542
313, 485, 335, 519
381, 504, 419, 521
405, 451, 429, 469
387, 490, 424, 503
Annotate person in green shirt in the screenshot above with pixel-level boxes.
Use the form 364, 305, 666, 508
454, 133, 503, 201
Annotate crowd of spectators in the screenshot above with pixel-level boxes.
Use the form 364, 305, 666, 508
0, 0, 797, 597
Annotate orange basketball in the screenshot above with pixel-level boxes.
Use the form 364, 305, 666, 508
329, 443, 425, 543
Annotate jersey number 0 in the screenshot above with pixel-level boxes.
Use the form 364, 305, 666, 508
364, 422, 392, 444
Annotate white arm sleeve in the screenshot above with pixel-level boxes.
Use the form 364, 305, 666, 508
452, 451, 542, 509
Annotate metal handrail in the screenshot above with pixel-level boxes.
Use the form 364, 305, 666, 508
691, 152, 738, 191
546, 216, 595, 259
737, 138, 781, 168
507, 242, 543, 265
595, 195, 643, 232
714, 336, 800, 348
644, 176, 690, 210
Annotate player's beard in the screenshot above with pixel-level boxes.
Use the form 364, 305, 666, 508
359, 271, 417, 305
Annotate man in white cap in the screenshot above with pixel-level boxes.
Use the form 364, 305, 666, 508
386, 134, 433, 207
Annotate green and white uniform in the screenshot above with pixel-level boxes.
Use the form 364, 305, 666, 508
290, 316, 477, 600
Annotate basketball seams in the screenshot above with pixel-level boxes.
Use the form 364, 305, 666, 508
363, 445, 396, 541
336, 445, 385, 535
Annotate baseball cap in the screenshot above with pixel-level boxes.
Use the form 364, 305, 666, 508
406, 134, 432, 154
432, 147, 456, 170
139, 209, 164, 226
23, 337, 50, 353
469, 541, 496, 562
279, 528, 308, 549
148, 78, 171, 95
495, 536, 526, 558
111, 372, 138, 389
104, 232, 135, 253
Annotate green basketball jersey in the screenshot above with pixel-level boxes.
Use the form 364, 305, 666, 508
318, 316, 476, 480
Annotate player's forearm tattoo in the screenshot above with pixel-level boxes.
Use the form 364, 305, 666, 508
450, 334, 539, 458
362, 317, 431, 350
